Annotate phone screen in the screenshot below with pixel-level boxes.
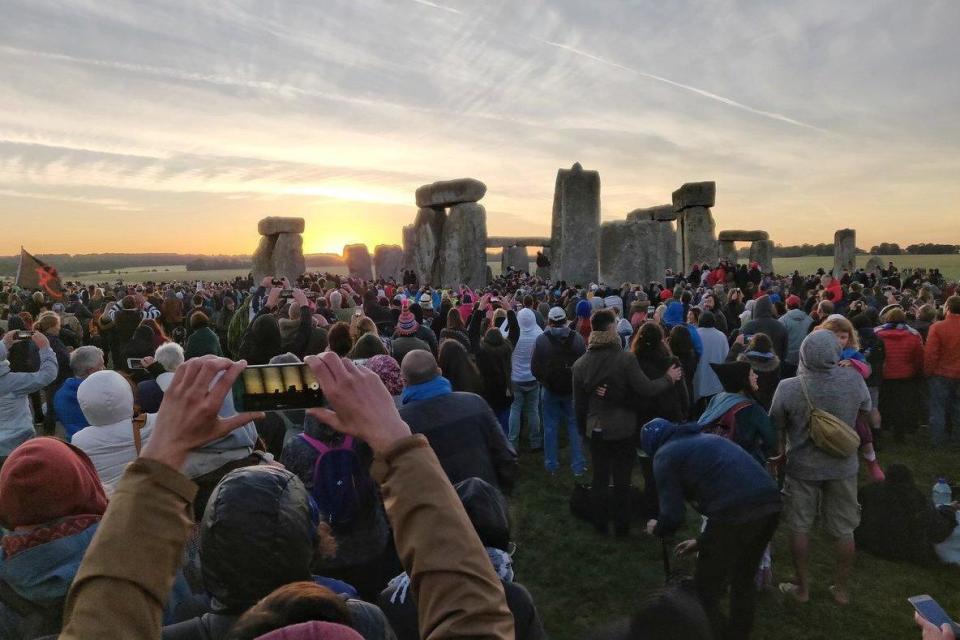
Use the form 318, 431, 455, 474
234, 363, 323, 412
127, 358, 144, 370
15, 330, 34, 340
909, 595, 960, 632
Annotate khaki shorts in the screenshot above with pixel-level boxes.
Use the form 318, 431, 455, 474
782, 475, 860, 538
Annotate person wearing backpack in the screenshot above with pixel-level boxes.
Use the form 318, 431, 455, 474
531, 307, 587, 477
698, 361, 777, 466
769, 330, 871, 606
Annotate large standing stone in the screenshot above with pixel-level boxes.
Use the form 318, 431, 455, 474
749, 239, 775, 274
343, 244, 373, 281
718, 230, 769, 242
415, 178, 486, 208
257, 217, 305, 236
373, 245, 404, 282
833, 229, 856, 277
627, 204, 677, 222
251, 234, 278, 283
403, 207, 445, 285
439, 203, 487, 288
558, 162, 600, 285
550, 167, 570, 279
678, 206, 717, 271
865, 255, 884, 274
718, 240, 737, 264
672, 182, 716, 211
272, 233, 306, 283
501, 246, 530, 275
599, 220, 663, 286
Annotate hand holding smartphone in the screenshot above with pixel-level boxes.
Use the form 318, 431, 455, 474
910, 595, 960, 635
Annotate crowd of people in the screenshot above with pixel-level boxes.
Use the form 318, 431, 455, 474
0, 256, 957, 640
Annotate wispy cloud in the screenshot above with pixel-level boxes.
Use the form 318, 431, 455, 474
539, 39, 829, 133
408, 0, 461, 15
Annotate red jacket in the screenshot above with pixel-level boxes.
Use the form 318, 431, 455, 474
824, 278, 843, 303
924, 315, 960, 379
876, 327, 924, 380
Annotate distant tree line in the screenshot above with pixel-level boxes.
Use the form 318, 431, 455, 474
185, 258, 250, 271
866, 243, 959, 255
735, 244, 867, 258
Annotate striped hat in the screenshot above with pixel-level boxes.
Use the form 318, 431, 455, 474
397, 302, 419, 336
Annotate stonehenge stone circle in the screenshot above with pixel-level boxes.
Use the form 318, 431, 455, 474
556, 162, 600, 284
343, 243, 374, 281
501, 246, 530, 274
600, 220, 663, 286
833, 228, 856, 276
672, 182, 718, 272
865, 255, 884, 273
718, 240, 737, 264
749, 239, 775, 274
252, 216, 306, 283
672, 181, 716, 211
486, 237, 552, 248
415, 178, 486, 208
717, 230, 769, 242
627, 204, 677, 222
403, 207, 445, 285
373, 245, 404, 282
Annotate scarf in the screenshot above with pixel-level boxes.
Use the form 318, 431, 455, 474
2, 514, 101, 558
697, 392, 753, 427
387, 546, 514, 604
879, 322, 920, 336
400, 375, 453, 405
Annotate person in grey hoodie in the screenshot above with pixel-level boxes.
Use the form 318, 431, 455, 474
779, 295, 813, 377
741, 295, 789, 362
770, 330, 870, 606
508, 308, 543, 451
0, 330, 58, 460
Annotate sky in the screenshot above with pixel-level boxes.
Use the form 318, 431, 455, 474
1, 0, 959, 256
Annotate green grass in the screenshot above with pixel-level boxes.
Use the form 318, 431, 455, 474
63, 265, 350, 285
509, 430, 959, 640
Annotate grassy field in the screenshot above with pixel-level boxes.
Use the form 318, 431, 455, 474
771, 255, 960, 281
509, 430, 959, 640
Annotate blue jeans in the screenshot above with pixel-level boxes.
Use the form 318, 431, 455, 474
928, 376, 960, 447
508, 380, 542, 449
541, 387, 586, 475
495, 408, 510, 437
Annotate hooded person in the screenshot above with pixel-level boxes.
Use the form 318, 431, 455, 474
740, 295, 788, 362
72, 370, 154, 495
640, 419, 781, 640
769, 330, 871, 605
379, 477, 546, 640
575, 299, 593, 343
730, 332, 781, 410
507, 309, 543, 451
474, 328, 514, 433
697, 361, 778, 465
691, 312, 729, 409
661, 301, 703, 356
0, 438, 108, 638
0, 332, 58, 458
161, 466, 392, 640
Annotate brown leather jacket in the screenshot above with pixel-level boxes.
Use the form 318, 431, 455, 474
61, 435, 514, 640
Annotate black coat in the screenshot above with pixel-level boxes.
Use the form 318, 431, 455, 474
398, 392, 518, 494
475, 332, 513, 413
740, 297, 789, 361
635, 349, 689, 427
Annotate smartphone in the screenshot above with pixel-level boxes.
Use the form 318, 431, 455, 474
15, 330, 34, 340
909, 595, 960, 633
280, 289, 293, 298
127, 358, 144, 370
234, 363, 323, 412
647, 305, 656, 314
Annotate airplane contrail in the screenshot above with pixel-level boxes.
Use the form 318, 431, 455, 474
540, 39, 828, 133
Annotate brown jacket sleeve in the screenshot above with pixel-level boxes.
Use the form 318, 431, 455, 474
372, 435, 515, 640
60, 458, 198, 640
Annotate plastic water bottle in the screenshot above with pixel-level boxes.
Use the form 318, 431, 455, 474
933, 477, 953, 507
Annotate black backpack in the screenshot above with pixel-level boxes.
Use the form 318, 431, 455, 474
542, 331, 578, 394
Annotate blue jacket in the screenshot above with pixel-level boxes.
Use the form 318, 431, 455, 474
651, 432, 781, 537
53, 377, 89, 442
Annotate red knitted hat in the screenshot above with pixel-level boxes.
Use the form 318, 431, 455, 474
0, 437, 108, 528
255, 621, 363, 640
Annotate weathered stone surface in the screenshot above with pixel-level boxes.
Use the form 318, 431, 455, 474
373, 245, 404, 282
672, 182, 716, 211
718, 229, 769, 242
865, 255, 884, 273
343, 244, 373, 281
627, 204, 677, 222
501, 246, 530, 275
403, 208, 445, 284
599, 220, 662, 286
485, 265, 494, 284
558, 163, 600, 285
251, 234, 278, 282
550, 167, 570, 279
749, 240, 775, 274
258, 216, 305, 236
833, 228, 856, 276
439, 203, 487, 288
677, 206, 717, 271
415, 178, 486, 208
718, 240, 737, 264
271, 233, 305, 283
486, 237, 552, 248
535, 265, 551, 280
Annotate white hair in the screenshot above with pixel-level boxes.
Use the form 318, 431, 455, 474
155, 342, 185, 372
70, 346, 104, 378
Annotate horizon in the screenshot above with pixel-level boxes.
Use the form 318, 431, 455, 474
2, 1, 959, 255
